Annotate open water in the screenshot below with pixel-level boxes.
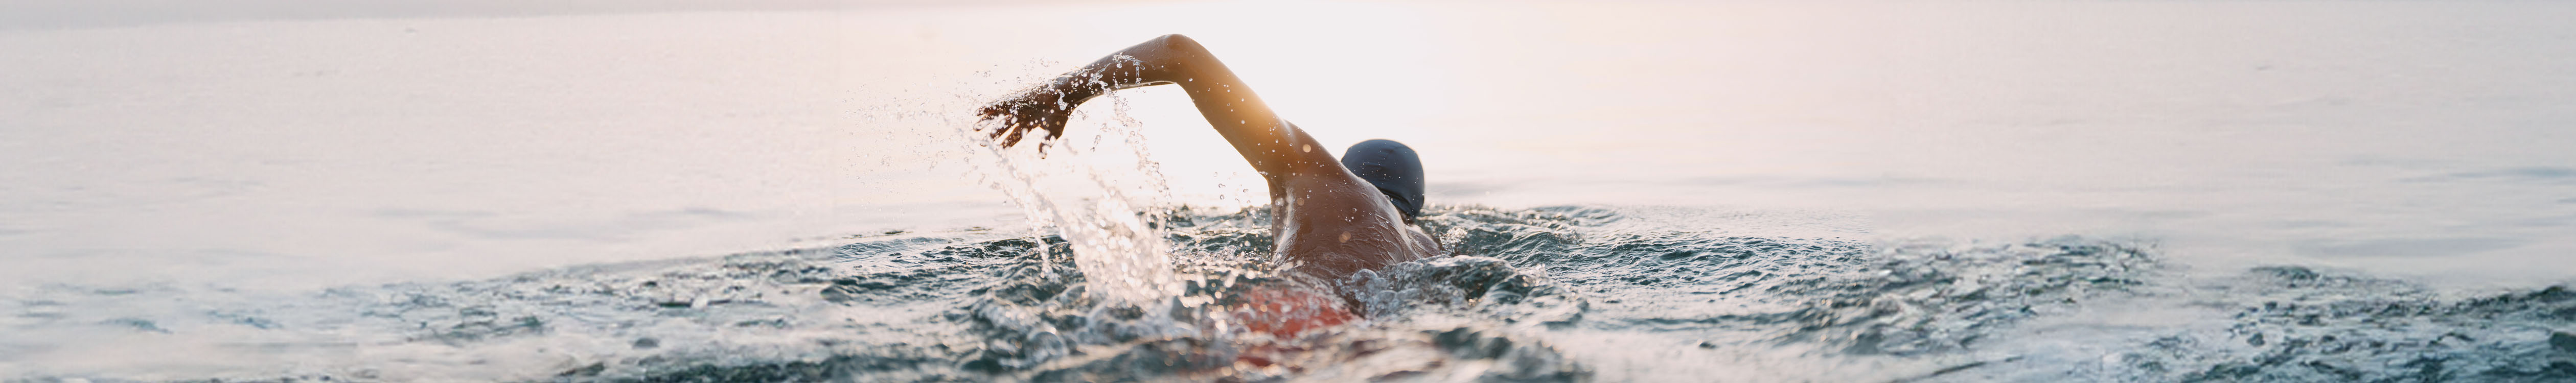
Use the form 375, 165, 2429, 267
5, 1, 2575, 381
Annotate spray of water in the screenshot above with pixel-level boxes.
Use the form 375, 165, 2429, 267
951, 76, 1184, 304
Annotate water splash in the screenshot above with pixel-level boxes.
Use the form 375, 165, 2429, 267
951, 74, 1182, 304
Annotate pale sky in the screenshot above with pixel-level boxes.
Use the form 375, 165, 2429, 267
0, 0, 1090, 30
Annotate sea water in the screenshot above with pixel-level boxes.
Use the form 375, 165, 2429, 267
4, 1, 2574, 381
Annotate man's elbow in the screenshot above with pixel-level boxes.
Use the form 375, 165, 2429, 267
1156, 34, 1209, 55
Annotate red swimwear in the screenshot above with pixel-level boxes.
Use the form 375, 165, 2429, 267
1227, 285, 1359, 368
1230, 285, 1356, 338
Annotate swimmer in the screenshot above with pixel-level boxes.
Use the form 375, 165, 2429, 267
978, 34, 1441, 338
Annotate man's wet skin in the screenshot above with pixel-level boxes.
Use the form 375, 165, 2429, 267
978, 34, 1443, 337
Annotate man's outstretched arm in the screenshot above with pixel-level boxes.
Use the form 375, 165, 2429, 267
979, 34, 1336, 189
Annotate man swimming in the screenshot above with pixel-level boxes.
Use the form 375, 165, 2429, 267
978, 34, 1441, 338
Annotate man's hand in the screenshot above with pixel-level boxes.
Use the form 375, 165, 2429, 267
976, 87, 1075, 149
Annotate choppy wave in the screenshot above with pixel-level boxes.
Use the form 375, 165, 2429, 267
2064, 266, 2576, 382
6, 206, 2571, 382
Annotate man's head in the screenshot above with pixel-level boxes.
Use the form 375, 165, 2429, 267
1341, 139, 1425, 223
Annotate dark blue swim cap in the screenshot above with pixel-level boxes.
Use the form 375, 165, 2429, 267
1341, 139, 1424, 221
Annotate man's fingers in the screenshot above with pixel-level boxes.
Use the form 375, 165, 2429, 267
976, 100, 1069, 151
